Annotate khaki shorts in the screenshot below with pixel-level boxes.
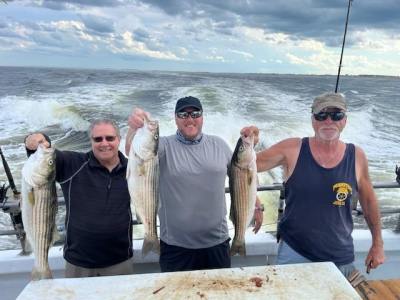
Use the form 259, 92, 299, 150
65, 257, 134, 278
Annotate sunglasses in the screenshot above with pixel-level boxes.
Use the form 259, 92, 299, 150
176, 110, 203, 119
92, 136, 117, 143
313, 111, 346, 122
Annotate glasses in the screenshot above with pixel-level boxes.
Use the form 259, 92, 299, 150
313, 111, 346, 122
92, 136, 117, 143
176, 110, 203, 119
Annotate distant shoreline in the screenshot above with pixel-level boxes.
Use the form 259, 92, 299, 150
0, 65, 398, 78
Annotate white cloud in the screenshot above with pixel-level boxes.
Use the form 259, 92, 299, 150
114, 31, 181, 60
205, 55, 227, 62
351, 29, 400, 52
1, 1, 399, 75
179, 47, 189, 56
237, 26, 291, 46
228, 49, 254, 60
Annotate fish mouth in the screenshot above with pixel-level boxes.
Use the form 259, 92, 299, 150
38, 145, 55, 154
240, 135, 254, 148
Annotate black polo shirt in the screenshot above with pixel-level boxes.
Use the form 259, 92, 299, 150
55, 150, 133, 268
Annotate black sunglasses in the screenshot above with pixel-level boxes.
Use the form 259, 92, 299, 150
176, 110, 203, 119
92, 135, 117, 143
313, 111, 346, 122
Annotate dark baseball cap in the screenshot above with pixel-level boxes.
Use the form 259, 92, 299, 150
175, 96, 203, 113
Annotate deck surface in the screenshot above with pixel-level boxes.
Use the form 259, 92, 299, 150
356, 279, 400, 300
17, 262, 361, 300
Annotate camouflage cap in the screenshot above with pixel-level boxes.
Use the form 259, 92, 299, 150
311, 92, 347, 114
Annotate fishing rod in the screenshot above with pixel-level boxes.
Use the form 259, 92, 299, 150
0, 146, 28, 253
335, 0, 353, 93
0, 146, 20, 196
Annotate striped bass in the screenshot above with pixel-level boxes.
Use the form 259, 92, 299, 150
127, 117, 160, 257
229, 134, 257, 256
21, 145, 58, 280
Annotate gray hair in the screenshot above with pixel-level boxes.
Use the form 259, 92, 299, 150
88, 119, 121, 138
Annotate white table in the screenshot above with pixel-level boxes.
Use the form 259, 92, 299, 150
17, 262, 361, 300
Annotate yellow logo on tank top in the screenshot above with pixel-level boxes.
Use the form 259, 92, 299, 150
332, 183, 352, 206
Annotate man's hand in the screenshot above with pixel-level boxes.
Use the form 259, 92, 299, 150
252, 207, 263, 234
126, 108, 151, 155
240, 126, 260, 146
252, 196, 263, 234
25, 133, 50, 151
128, 108, 151, 131
365, 243, 385, 273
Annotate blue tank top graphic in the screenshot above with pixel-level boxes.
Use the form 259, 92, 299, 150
279, 138, 357, 265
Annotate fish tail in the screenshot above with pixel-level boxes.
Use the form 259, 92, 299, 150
31, 266, 53, 281
142, 236, 160, 257
230, 238, 246, 256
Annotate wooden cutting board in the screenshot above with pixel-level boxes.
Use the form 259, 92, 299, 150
355, 279, 400, 300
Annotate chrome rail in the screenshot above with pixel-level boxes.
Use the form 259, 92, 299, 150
1, 181, 400, 239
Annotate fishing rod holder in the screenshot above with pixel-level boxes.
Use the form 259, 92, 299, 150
0, 182, 9, 204
0, 183, 27, 248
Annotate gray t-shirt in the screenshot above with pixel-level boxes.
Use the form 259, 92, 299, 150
158, 134, 232, 249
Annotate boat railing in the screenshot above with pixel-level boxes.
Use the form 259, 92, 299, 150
1, 180, 400, 250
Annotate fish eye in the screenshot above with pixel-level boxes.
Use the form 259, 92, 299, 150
48, 159, 54, 166
239, 145, 244, 151
154, 134, 159, 140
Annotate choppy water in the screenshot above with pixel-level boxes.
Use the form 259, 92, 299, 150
1, 66, 399, 250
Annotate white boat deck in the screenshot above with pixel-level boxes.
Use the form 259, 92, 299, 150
17, 262, 361, 300
2, 229, 400, 300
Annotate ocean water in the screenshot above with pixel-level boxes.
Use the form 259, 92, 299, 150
0, 66, 399, 250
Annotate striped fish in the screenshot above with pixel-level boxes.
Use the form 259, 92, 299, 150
127, 117, 160, 257
21, 145, 58, 280
229, 134, 257, 256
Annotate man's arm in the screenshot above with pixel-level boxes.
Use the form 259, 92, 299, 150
355, 146, 385, 271
125, 108, 150, 155
240, 126, 300, 176
125, 127, 136, 156
256, 138, 301, 181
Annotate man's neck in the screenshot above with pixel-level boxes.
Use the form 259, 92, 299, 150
100, 157, 120, 172
312, 136, 342, 151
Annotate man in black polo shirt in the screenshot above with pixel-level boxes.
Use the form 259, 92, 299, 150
24, 119, 133, 278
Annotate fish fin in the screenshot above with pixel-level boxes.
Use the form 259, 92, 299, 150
139, 164, 146, 176
247, 169, 253, 186
126, 162, 131, 179
31, 266, 53, 281
19, 239, 32, 256
228, 175, 235, 224
229, 188, 236, 224
28, 189, 35, 205
142, 236, 160, 257
230, 239, 246, 257
51, 226, 61, 246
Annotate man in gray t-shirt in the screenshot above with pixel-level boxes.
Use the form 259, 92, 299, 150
126, 96, 262, 272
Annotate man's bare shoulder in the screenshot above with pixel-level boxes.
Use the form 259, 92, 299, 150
275, 137, 302, 150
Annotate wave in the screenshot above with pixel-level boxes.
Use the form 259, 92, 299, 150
0, 96, 89, 140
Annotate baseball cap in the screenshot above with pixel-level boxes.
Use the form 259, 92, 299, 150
311, 92, 347, 114
175, 96, 203, 113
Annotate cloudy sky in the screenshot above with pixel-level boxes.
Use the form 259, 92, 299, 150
0, 0, 399, 75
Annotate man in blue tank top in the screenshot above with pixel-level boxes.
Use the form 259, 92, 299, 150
126, 96, 263, 272
241, 92, 385, 278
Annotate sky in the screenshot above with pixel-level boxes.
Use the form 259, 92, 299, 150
0, 0, 399, 75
